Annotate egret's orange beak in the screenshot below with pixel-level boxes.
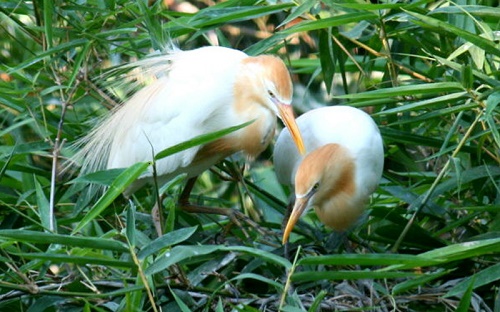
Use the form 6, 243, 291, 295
277, 103, 306, 155
282, 194, 311, 244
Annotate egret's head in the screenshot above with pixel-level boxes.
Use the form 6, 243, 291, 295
282, 144, 356, 244
241, 55, 305, 155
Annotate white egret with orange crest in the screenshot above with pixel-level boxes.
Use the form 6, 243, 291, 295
75, 45, 306, 234
274, 105, 384, 244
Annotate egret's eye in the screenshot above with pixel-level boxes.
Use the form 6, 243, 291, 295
268, 90, 275, 98
311, 183, 320, 193
309, 182, 319, 196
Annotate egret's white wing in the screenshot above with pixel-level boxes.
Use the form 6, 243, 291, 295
77, 46, 248, 181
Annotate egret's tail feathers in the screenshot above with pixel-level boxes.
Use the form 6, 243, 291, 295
69, 43, 185, 177
70, 114, 114, 176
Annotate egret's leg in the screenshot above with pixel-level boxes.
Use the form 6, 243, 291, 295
178, 176, 273, 238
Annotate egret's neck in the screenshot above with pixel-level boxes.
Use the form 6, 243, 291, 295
232, 67, 276, 158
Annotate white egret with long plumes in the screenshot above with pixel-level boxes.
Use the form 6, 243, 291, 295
274, 106, 384, 244
75, 45, 306, 233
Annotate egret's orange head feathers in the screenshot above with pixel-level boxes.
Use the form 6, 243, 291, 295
245, 55, 293, 102
294, 144, 355, 200
237, 55, 305, 155
282, 143, 358, 244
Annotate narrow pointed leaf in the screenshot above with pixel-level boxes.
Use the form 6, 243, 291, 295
155, 121, 253, 160
15, 252, 134, 268
446, 262, 500, 298
404, 9, 500, 58
336, 82, 464, 99
0, 230, 128, 251
138, 226, 198, 260
73, 162, 150, 233
292, 270, 417, 282
34, 176, 51, 231
281, 12, 377, 34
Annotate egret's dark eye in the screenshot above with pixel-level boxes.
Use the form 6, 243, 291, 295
312, 183, 320, 192
268, 90, 275, 98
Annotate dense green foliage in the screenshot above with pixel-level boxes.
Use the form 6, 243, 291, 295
1, 0, 499, 311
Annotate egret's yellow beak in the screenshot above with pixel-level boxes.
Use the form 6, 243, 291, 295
276, 103, 306, 155
282, 194, 311, 244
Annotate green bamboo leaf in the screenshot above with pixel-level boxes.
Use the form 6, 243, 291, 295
169, 286, 192, 312
41, 85, 69, 96
455, 276, 475, 312
431, 5, 500, 19
230, 273, 283, 290
145, 245, 220, 275
8, 39, 88, 73
164, 196, 177, 234
484, 92, 500, 149
189, 3, 293, 27
420, 237, 500, 262
334, 2, 408, 10
244, 32, 290, 55
309, 290, 327, 312
27, 296, 67, 312
128, 275, 145, 310
380, 128, 448, 149
277, 0, 317, 28
146, 244, 291, 275
94, 28, 139, 38
404, 9, 500, 58
137, 226, 198, 260
137, 0, 164, 50
433, 166, 500, 199
162, 3, 294, 40
298, 253, 443, 267
0, 92, 25, 112
374, 92, 468, 115
0, 142, 51, 158
72, 162, 150, 234
0, 230, 128, 251
126, 203, 136, 247
15, 252, 134, 268
155, 121, 253, 160
392, 270, 450, 295
43, 0, 53, 49
68, 168, 125, 186
432, 54, 500, 87
97, 285, 146, 298
0, 144, 15, 181
215, 299, 224, 312
446, 262, 500, 298
485, 91, 500, 116
222, 245, 291, 269
383, 102, 477, 127
318, 28, 335, 94
281, 12, 377, 34
0, 118, 35, 137
336, 82, 464, 99
292, 270, 417, 282
34, 176, 52, 231
68, 40, 92, 87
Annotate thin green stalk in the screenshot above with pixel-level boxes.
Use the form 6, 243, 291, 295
392, 109, 483, 252
279, 245, 301, 310
129, 243, 159, 312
